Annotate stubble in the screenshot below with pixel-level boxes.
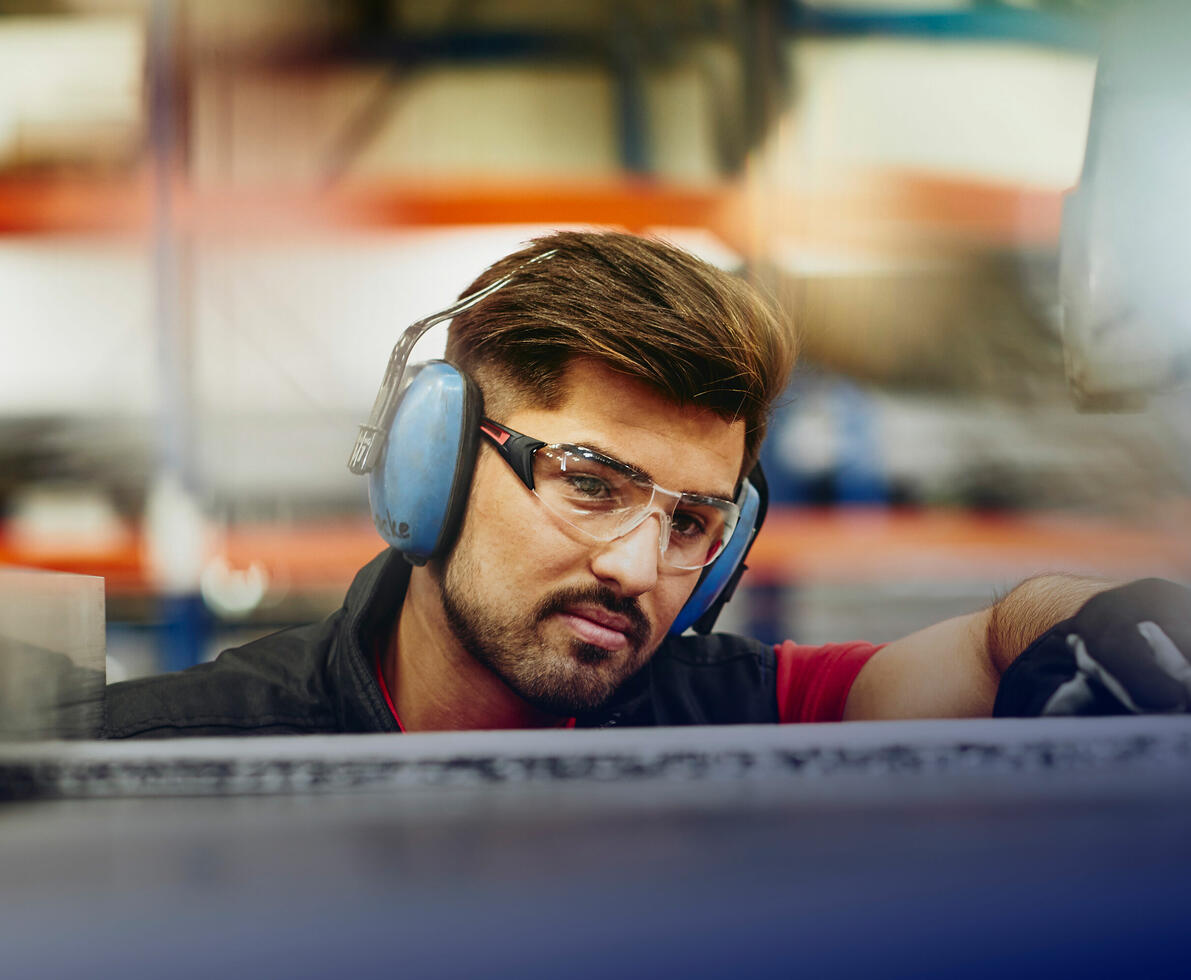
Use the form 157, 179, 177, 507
438, 550, 654, 717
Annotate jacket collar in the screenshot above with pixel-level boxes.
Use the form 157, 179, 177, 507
329, 549, 411, 733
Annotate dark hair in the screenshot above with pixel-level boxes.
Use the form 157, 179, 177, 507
445, 230, 796, 473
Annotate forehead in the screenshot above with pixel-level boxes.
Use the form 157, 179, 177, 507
500, 359, 746, 500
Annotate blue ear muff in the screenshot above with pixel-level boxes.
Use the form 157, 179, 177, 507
368, 360, 482, 565
668, 466, 766, 636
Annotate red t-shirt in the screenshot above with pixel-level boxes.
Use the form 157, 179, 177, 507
774, 640, 884, 723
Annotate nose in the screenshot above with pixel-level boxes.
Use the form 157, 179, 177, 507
588, 511, 663, 597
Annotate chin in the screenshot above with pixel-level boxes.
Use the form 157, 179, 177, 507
571, 643, 616, 667
507, 641, 640, 717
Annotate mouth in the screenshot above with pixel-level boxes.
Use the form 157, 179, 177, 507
535, 585, 651, 657
556, 606, 638, 652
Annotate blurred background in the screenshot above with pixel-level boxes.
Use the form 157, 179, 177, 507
1, 0, 1188, 680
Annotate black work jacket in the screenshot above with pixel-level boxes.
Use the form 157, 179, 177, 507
103, 551, 779, 738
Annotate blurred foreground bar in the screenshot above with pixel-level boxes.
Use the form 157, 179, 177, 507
1, 718, 1190, 978
0, 567, 104, 739
2, 716, 1190, 799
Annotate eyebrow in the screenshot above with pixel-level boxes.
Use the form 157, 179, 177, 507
570, 439, 737, 504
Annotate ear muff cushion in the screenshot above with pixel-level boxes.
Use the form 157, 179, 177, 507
668, 476, 762, 636
368, 360, 482, 563
433, 364, 482, 558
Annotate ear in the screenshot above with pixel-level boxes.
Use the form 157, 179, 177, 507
368, 360, 483, 564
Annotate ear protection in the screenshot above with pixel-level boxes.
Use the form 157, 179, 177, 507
349, 256, 767, 633
667, 464, 766, 636
365, 360, 482, 564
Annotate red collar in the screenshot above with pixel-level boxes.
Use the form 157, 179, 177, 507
374, 644, 406, 732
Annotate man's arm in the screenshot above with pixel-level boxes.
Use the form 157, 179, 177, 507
843, 574, 1113, 720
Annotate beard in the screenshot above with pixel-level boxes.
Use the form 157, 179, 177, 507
438, 550, 654, 718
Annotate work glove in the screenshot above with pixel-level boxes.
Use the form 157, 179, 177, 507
993, 578, 1191, 717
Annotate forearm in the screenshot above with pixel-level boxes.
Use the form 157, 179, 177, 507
984, 574, 1115, 676
845, 573, 1116, 721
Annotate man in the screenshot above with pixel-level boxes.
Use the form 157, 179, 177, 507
104, 231, 1191, 737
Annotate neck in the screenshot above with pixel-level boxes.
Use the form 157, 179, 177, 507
385, 565, 567, 731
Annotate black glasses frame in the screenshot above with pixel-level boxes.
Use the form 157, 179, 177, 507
479, 418, 667, 497
478, 418, 544, 490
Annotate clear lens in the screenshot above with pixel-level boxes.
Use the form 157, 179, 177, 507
531, 445, 738, 569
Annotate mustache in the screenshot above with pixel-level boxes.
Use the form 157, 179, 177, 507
535, 585, 651, 648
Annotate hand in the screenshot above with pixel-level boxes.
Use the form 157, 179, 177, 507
995, 579, 1191, 717
1044, 621, 1191, 715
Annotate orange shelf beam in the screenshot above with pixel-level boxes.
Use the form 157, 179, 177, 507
0, 173, 736, 237
748, 507, 1191, 584
750, 170, 1066, 253
3, 507, 1186, 601
0, 171, 1064, 248
325, 177, 735, 233
0, 175, 151, 235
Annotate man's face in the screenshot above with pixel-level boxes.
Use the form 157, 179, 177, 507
438, 358, 747, 717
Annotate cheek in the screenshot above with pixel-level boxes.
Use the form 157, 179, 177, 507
455, 460, 520, 575
458, 455, 577, 580
647, 575, 702, 635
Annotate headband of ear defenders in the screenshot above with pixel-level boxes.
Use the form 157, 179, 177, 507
348, 249, 557, 478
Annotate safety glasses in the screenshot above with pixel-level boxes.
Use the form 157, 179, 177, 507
479, 419, 740, 571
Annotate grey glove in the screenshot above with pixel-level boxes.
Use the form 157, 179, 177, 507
1044, 621, 1191, 715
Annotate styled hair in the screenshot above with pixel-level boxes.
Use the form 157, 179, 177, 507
445, 230, 796, 473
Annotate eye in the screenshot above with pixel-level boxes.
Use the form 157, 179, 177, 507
565, 473, 613, 500
671, 508, 709, 540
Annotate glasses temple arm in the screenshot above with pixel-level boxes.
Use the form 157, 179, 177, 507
479, 419, 543, 490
